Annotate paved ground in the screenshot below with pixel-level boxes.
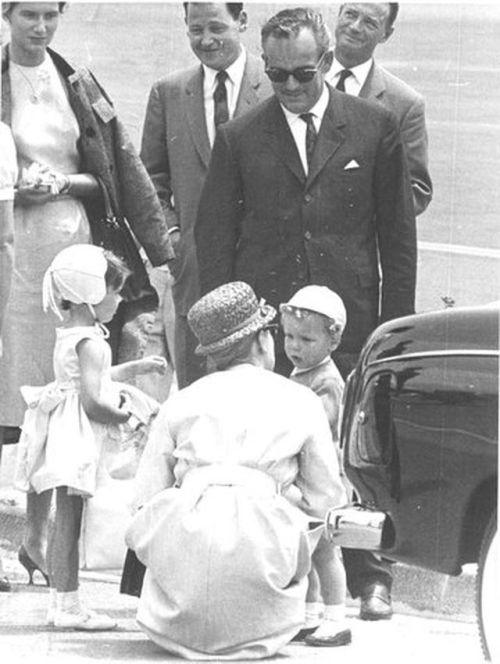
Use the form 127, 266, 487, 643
0, 568, 483, 664
0, 443, 481, 663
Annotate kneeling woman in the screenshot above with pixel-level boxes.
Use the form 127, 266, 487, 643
125, 282, 346, 660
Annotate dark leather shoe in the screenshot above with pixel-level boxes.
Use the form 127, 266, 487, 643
292, 626, 318, 641
360, 583, 393, 620
0, 576, 11, 592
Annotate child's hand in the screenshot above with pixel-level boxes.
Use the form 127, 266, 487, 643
137, 355, 168, 375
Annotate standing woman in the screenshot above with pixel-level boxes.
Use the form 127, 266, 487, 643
0, 121, 16, 592
0, 3, 173, 579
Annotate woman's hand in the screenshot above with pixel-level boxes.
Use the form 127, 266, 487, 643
16, 162, 70, 206
15, 183, 55, 206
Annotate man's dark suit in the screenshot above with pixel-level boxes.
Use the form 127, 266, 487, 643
196, 84, 416, 372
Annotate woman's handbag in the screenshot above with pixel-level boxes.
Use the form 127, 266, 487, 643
90, 177, 158, 308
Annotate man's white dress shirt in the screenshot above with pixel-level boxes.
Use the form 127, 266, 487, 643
203, 48, 247, 147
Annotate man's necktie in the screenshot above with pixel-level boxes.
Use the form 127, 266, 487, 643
299, 112, 317, 169
335, 69, 353, 92
213, 70, 229, 129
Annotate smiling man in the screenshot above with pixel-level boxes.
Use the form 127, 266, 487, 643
140, 2, 271, 388
195, 7, 416, 379
330, 3, 432, 216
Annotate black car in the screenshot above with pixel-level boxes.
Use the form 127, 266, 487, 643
327, 304, 498, 661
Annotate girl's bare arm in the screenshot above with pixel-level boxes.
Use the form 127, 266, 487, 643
78, 338, 130, 424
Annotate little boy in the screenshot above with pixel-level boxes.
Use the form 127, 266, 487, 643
280, 285, 350, 647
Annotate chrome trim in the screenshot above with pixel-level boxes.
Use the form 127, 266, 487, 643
367, 349, 499, 368
325, 505, 387, 550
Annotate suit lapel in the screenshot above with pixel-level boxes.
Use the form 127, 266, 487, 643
306, 86, 346, 188
360, 61, 385, 101
234, 54, 269, 117
184, 66, 211, 169
263, 98, 305, 185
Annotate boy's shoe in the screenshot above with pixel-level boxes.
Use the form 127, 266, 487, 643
54, 607, 117, 631
304, 620, 352, 647
292, 626, 318, 641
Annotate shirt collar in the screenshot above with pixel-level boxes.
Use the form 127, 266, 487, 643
290, 355, 331, 377
280, 83, 330, 125
331, 55, 373, 89
202, 47, 246, 90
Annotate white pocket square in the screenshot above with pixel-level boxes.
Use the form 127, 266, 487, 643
344, 159, 360, 170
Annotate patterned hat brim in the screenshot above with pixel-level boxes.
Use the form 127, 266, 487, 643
194, 303, 277, 356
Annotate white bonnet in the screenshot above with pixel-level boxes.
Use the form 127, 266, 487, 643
280, 285, 347, 329
42, 244, 107, 320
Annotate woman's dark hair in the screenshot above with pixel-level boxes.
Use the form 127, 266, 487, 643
183, 3, 243, 21
2, 2, 67, 17
103, 250, 131, 292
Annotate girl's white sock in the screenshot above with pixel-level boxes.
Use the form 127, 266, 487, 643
56, 590, 81, 615
305, 602, 323, 627
323, 603, 346, 622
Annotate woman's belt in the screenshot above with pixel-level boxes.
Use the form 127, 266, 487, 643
181, 464, 280, 497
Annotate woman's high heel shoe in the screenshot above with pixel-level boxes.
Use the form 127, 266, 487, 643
18, 545, 49, 586
0, 576, 11, 592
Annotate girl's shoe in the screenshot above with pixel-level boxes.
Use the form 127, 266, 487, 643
17, 546, 49, 586
54, 607, 117, 631
304, 620, 352, 647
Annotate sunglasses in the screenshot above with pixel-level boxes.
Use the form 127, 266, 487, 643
265, 50, 329, 84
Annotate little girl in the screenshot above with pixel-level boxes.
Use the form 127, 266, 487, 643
280, 285, 351, 648
16, 244, 166, 631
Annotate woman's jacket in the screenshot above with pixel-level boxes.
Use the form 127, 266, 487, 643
1, 46, 174, 305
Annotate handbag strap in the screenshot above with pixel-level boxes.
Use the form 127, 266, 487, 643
96, 176, 115, 220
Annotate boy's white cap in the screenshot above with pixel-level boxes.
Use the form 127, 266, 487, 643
281, 285, 347, 328
42, 244, 107, 320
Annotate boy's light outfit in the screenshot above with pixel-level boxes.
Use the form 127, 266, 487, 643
290, 357, 344, 446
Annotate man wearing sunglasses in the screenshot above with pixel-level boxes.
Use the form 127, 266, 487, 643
195, 5, 416, 388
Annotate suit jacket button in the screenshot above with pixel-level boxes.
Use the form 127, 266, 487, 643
304, 194, 312, 203
304, 230, 312, 240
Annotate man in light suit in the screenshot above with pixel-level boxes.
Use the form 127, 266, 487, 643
196, 6, 416, 376
330, 3, 432, 216
140, 2, 272, 388
329, 2, 432, 623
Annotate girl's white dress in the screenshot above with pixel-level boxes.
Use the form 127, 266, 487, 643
16, 325, 159, 498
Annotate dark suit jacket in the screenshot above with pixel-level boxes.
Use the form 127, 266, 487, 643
195, 85, 417, 356
140, 53, 272, 316
359, 62, 432, 216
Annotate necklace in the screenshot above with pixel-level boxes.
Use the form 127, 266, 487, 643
11, 63, 43, 104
